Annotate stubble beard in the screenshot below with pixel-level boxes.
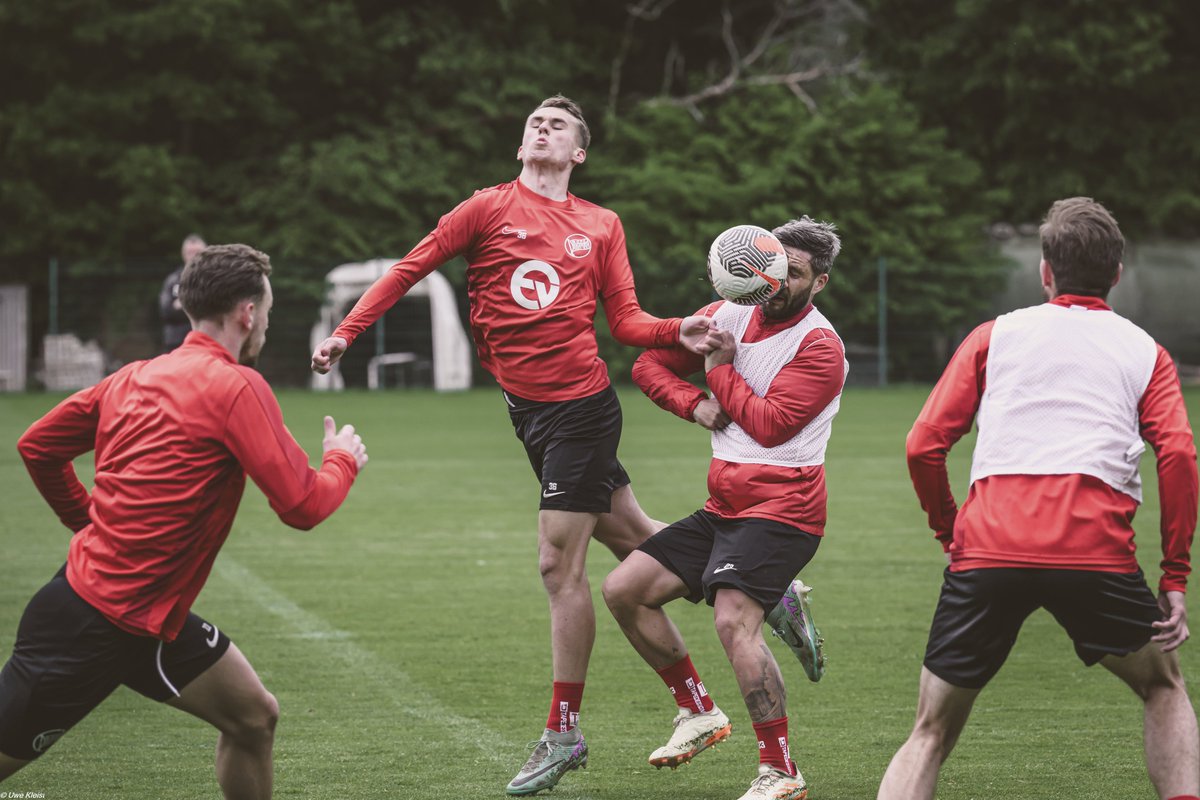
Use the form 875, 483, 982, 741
238, 339, 262, 367
762, 285, 812, 321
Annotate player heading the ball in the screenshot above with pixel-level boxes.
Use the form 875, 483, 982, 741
310, 94, 716, 796
707, 224, 789, 306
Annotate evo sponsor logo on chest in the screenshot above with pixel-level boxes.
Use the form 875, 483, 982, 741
506, 232, 593, 310
511, 261, 561, 310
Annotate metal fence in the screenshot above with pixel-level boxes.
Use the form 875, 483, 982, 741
21, 258, 448, 391
9, 239, 1200, 392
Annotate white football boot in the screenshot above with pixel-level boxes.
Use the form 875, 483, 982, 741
648, 705, 732, 769
736, 763, 808, 800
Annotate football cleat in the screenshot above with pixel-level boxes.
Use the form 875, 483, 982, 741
649, 705, 732, 769
765, 579, 826, 682
505, 727, 588, 796
736, 763, 808, 800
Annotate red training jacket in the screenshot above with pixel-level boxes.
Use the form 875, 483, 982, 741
17, 332, 360, 640
333, 179, 681, 401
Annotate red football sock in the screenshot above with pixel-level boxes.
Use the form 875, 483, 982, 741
752, 716, 795, 775
546, 681, 584, 733
1167, 796, 1200, 800
655, 655, 715, 714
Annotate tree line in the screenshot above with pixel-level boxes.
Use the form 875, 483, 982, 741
1, 0, 1193, 379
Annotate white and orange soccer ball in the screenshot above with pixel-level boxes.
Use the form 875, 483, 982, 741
706, 225, 788, 305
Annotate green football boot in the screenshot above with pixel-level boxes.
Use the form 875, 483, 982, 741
505, 727, 588, 796
765, 579, 826, 682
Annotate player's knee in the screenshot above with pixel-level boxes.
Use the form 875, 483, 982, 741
538, 546, 561, 579
1134, 663, 1188, 703
228, 689, 279, 747
910, 714, 958, 760
713, 592, 762, 644
538, 550, 564, 589
712, 605, 757, 651
601, 568, 637, 616
538, 550, 584, 595
712, 613, 737, 649
1118, 647, 1187, 701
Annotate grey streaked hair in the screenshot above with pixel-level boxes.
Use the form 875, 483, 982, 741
772, 216, 841, 275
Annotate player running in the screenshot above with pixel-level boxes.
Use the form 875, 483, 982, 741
605, 217, 844, 800
310, 94, 714, 795
877, 197, 1199, 800
0, 244, 368, 799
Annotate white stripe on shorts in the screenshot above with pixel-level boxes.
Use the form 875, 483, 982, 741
156, 640, 181, 697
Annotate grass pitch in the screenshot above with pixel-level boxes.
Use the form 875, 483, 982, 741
0, 385, 1196, 799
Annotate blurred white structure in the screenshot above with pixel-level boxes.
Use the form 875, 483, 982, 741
0, 285, 28, 391
309, 259, 472, 392
40, 334, 104, 391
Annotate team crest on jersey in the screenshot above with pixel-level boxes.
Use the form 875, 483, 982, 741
510, 260, 561, 310
564, 233, 592, 259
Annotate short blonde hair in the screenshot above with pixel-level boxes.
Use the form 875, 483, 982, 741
534, 94, 590, 150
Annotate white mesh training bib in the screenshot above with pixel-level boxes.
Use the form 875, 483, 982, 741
971, 302, 1157, 501
710, 303, 847, 467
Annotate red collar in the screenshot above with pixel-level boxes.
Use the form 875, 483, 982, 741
754, 302, 815, 330
180, 331, 237, 364
1049, 294, 1111, 311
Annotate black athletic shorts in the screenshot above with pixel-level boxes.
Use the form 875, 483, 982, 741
923, 567, 1163, 690
638, 509, 821, 611
0, 568, 231, 760
505, 385, 631, 513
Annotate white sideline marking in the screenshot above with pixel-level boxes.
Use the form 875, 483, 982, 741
213, 557, 523, 765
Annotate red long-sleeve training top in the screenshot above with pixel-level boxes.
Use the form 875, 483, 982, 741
333, 179, 681, 401
907, 295, 1197, 592
17, 332, 359, 640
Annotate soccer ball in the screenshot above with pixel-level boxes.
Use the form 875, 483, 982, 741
706, 225, 787, 305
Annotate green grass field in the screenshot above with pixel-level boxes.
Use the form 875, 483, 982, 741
1, 385, 1197, 799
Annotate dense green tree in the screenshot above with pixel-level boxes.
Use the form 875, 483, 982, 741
864, 0, 1200, 236
584, 82, 1006, 380
9, 0, 1126, 384
0, 1, 611, 272
0, 0, 874, 274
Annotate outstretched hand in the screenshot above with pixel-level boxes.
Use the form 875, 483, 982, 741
679, 316, 717, 355
311, 336, 348, 374
323, 415, 368, 470
1152, 590, 1189, 652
